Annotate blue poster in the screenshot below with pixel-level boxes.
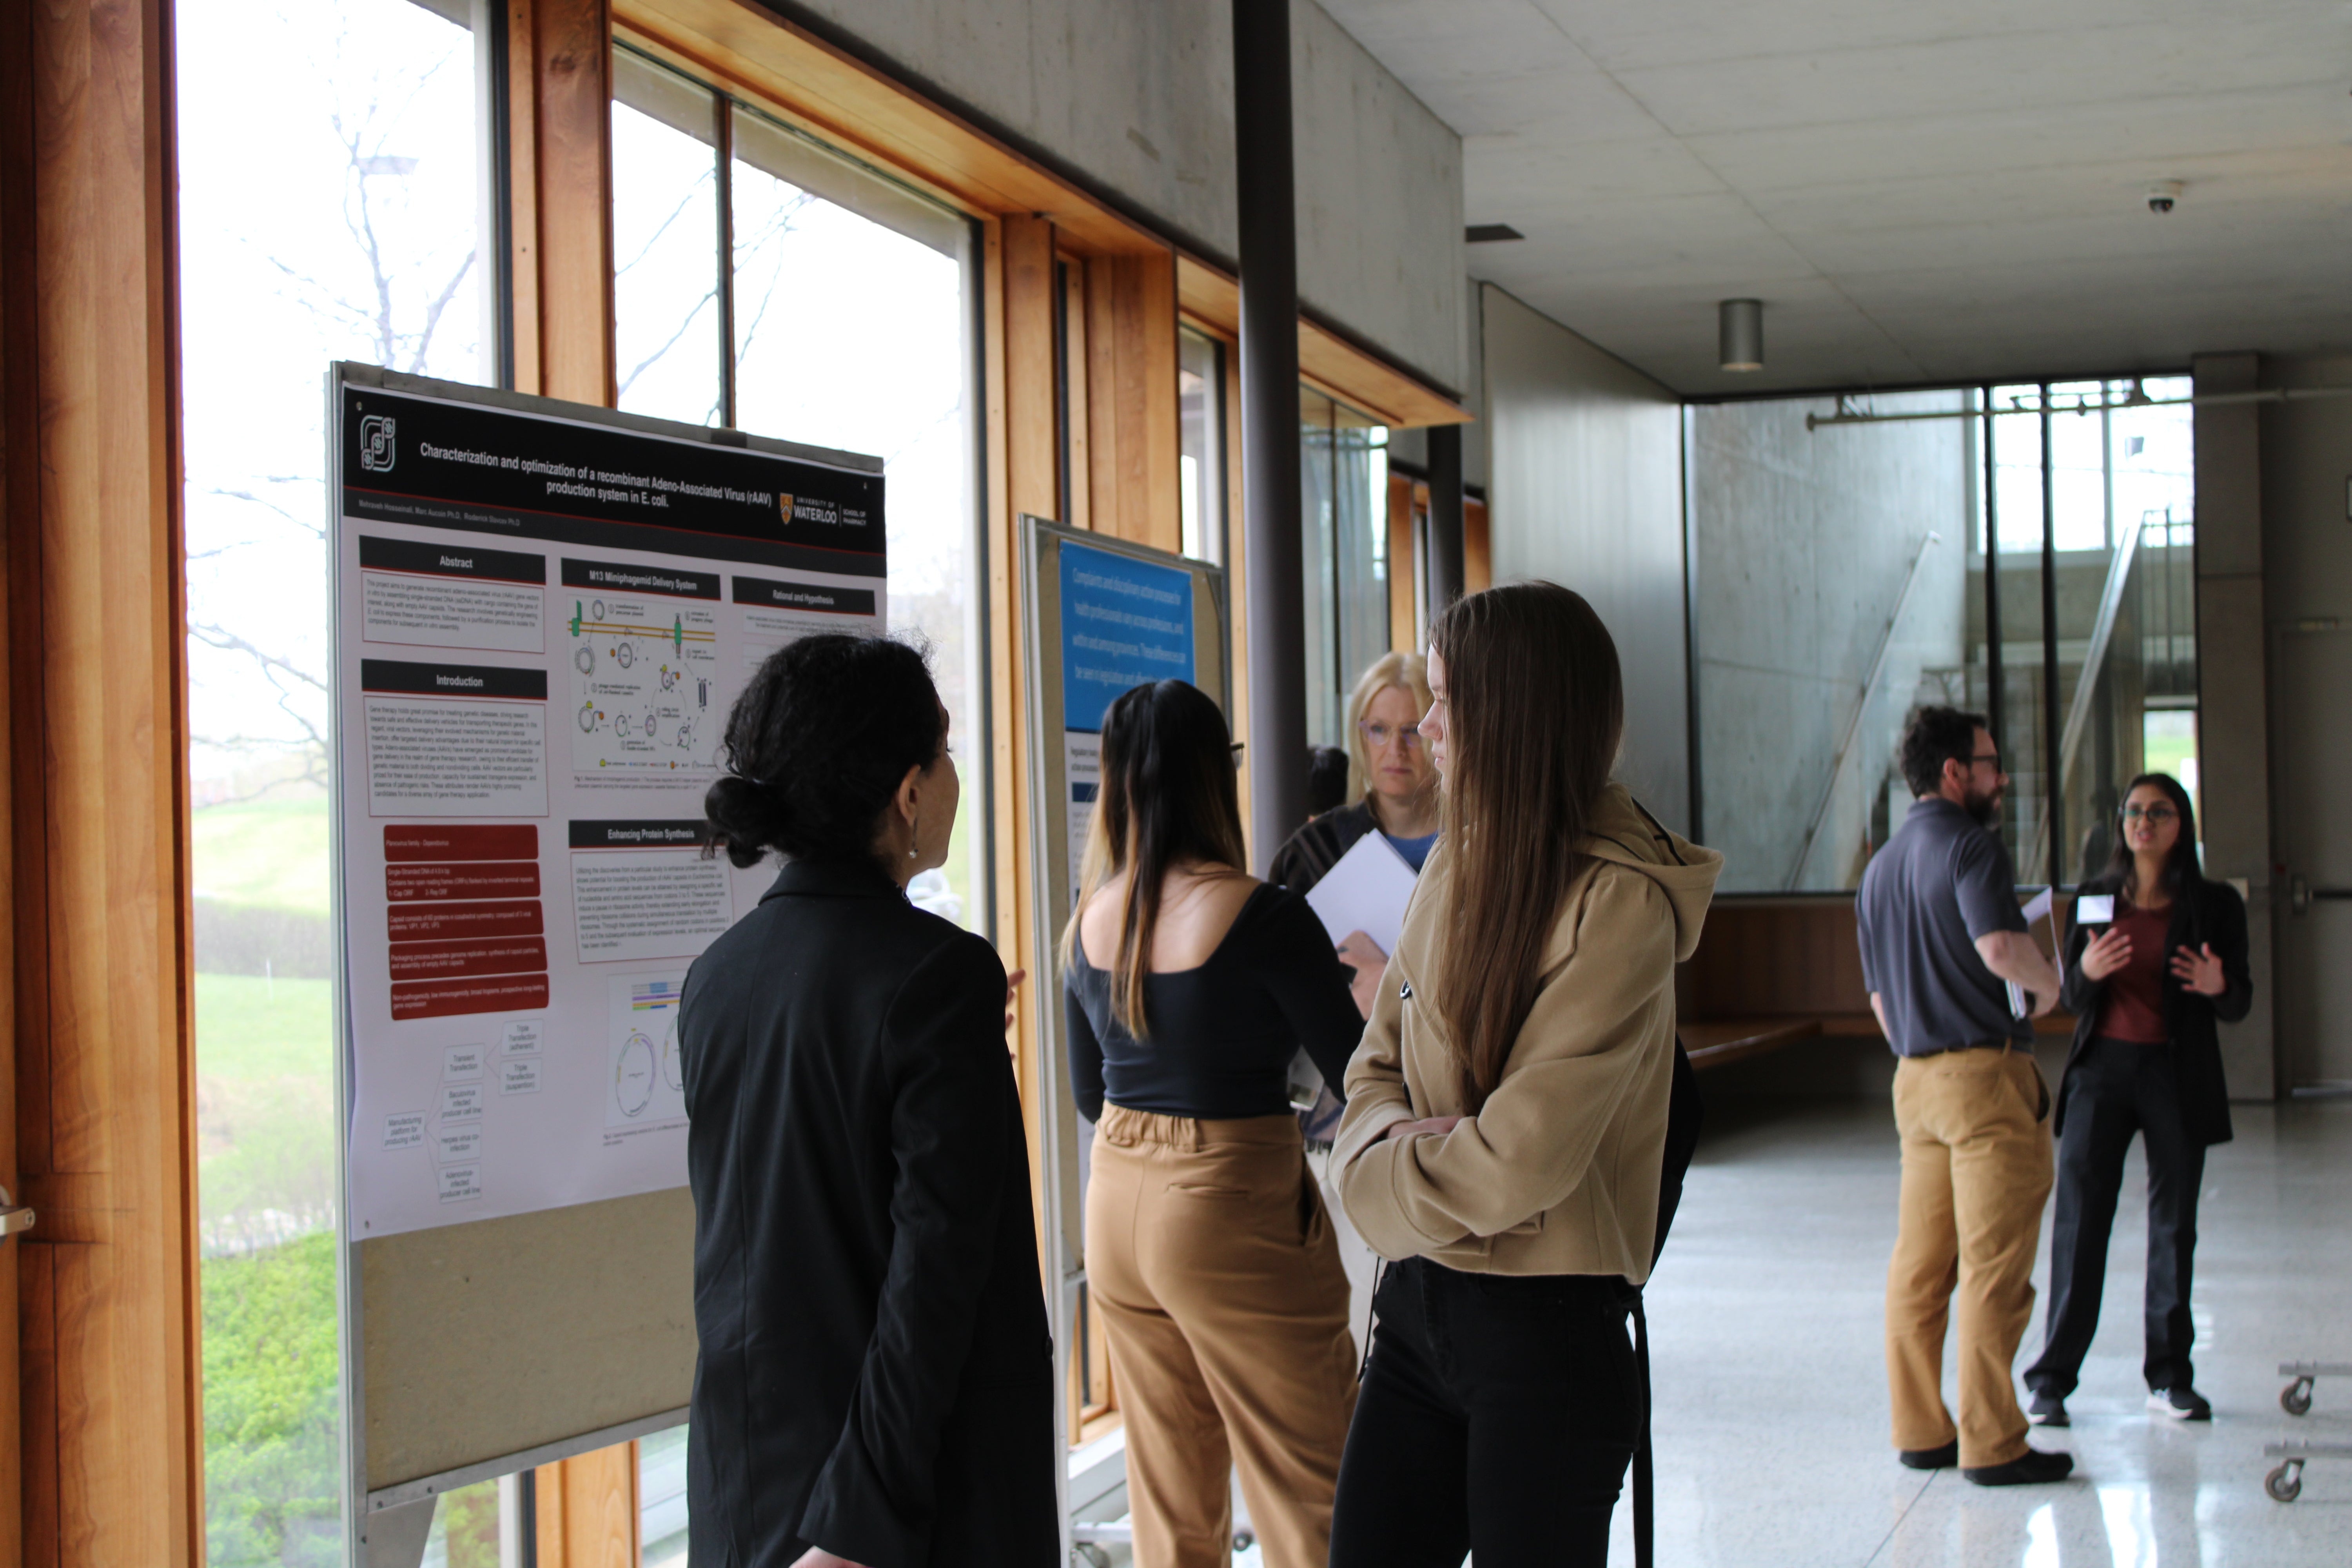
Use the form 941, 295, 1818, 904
1059, 540, 1195, 732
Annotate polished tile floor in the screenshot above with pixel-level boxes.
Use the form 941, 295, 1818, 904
1617, 1094, 2352, 1568
1090, 1093, 2352, 1566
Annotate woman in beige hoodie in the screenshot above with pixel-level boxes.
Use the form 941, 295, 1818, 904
1328, 582, 1720, 1567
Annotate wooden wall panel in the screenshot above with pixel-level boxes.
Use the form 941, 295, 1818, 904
0, 1, 202, 1563
992, 214, 1056, 1252
1084, 253, 1178, 554
536, 1442, 639, 1568
1464, 497, 1491, 593
512, 0, 616, 404
1682, 900, 1875, 1021
0, 5, 28, 1559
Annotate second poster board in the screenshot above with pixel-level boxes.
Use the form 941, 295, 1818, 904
1016, 515, 1230, 1474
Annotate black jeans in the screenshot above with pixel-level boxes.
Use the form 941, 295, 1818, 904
2025, 1036, 2206, 1398
1330, 1256, 1640, 1566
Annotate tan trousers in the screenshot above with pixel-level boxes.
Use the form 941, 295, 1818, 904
1887, 1045, 2054, 1468
1087, 1106, 1357, 1568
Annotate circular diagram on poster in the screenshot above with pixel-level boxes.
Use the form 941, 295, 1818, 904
661, 1018, 682, 1093
574, 646, 595, 675
615, 641, 634, 669
615, 1030, 656, 1118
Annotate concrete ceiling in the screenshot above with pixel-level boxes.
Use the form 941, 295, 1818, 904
1318, 0, 2352, 396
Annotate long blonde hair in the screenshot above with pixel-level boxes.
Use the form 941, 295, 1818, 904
1057, 681, 1249, 1039
1343, 651, 1433, 809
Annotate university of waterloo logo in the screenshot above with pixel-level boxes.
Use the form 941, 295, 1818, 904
778, 492, 795, 522
359, 414, 397, 473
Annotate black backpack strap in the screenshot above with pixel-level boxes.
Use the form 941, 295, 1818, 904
1632, 1284, 1654, 1568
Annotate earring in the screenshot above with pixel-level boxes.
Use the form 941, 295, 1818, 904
908, 812, 920, 859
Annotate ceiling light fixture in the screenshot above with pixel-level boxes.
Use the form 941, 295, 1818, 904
1719, 298, 1764, 372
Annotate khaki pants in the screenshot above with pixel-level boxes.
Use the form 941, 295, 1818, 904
1087, 1106, 1357, 1568
1887, 1045, 2054, 1468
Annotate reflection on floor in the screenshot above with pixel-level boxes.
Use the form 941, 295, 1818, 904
1621, 1094, 2352, 1568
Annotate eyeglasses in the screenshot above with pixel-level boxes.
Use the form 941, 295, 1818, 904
2120, 804, 2178, 825
1229, 741, 1245, 771
1358, 720, 1424, 753
1967, 751, 2003, 773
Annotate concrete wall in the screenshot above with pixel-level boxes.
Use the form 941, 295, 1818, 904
1480, 285, 1688, 831
1689, 393, 1973, 893
2258, 352, 2352, 1089
2192, 353, 2276, 1100
777, 0, 1467, 393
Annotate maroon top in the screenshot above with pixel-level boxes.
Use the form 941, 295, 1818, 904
2095, 901, 2173, 1043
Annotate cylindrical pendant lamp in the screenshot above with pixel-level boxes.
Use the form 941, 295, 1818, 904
1719, 298, 1764, 372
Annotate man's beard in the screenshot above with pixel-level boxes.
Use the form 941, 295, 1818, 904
1963, 784, 2002, 829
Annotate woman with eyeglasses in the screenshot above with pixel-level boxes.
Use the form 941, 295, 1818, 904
1063, 679, 1367, 1568
1270, 653, 1439, 1027
2023, 772, 2251, 1427
1271, 652, 1439, 890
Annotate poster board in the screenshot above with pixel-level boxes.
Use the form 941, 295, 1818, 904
1016, 516, 1229, 1470
328, 365, 887, 1540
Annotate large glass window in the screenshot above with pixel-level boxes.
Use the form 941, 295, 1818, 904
1690, 379, 2196, 894
607, 48, 990, 1529
612, 51, 722, 425
1300, 390, 1390, 744
610, 47, 986, 927
1179, 328, 1225, 563
177, 1, 499, 1561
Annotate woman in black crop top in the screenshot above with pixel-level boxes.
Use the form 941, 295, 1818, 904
1063, 679, 1365, 1568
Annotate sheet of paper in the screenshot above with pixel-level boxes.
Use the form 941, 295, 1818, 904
2008, 887, 2057, 1017
2074, 893, 2115, 926
1303, 831, 1418, 957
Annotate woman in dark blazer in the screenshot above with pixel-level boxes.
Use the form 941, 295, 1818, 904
679, 633, 1056, 1568
2024, 771, 2250, 1428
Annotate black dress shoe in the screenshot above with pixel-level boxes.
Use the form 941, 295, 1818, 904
1965, 1448, 2074, 1486
1899, 1440, 1959, 1470
2028, 1390, 2070, 1427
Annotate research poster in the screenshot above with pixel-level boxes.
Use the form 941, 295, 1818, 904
1055, 539, 1196, 890
332, 369, 885, 1238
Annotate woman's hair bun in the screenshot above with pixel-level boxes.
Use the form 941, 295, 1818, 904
702, 773, 789, 869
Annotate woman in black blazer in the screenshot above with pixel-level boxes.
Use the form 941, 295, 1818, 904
679, 634, 1056, 1568
2024, 772, 2251, 1428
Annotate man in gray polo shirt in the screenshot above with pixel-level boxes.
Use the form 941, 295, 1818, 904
1858, 706, 2069, 1486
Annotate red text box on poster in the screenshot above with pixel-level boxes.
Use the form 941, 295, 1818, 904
387, 937, 550, 982
386, 900, 546, 941
384, 823, 541, 862
387, 862, 542, 902
390, 973, 552, 1021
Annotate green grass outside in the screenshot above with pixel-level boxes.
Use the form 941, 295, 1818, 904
194, 794, 330, 916
198, 973, 334, 1082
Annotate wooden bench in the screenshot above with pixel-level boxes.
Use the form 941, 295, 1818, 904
1681, 896, 2073, 1074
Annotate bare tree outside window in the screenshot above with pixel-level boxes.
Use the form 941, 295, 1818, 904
178, 3, 486, 1562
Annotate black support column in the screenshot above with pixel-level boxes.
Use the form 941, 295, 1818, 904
1233, 0, 1307, 873
2039, 394, 2063, 884
1425, 423, 1466, 617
